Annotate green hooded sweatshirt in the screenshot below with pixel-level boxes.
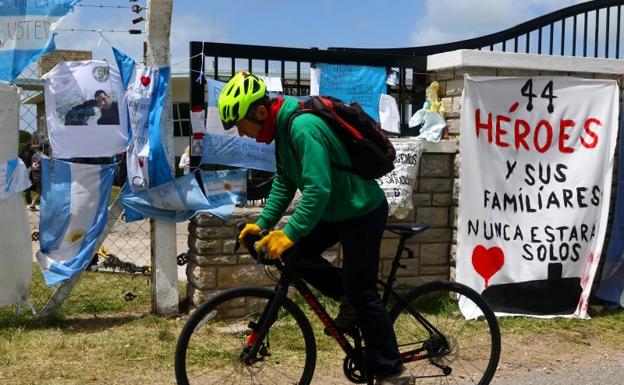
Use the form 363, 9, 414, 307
256, 96, 386, 242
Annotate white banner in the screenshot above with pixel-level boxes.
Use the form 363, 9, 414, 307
457, 76, 618, 319
43, 60, 128, 158
377, 139, 422, 219
0, 84, 32, 306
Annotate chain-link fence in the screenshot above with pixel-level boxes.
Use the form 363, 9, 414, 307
12, 52, 171, 319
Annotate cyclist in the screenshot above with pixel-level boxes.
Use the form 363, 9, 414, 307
219, 71, 411, 385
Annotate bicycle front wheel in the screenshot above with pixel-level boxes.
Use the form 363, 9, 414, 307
389, 281, 501, 385
175, 287, 317, 385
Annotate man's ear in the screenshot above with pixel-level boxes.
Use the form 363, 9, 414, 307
255, 104, 268, 120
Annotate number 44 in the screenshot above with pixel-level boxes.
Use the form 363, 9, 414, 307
520, 79, 557, 113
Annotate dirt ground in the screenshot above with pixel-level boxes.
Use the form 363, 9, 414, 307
308, 335, 624, 385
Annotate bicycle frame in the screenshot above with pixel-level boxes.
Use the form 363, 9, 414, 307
241, 235, 449, 369
241, 257, 362, 366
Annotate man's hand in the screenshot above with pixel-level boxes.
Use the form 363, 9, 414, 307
238, 223, 262, 248
255, 230, 294, 259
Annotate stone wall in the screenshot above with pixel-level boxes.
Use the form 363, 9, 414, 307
186, 50, 624, 306
186, 143, 457, 306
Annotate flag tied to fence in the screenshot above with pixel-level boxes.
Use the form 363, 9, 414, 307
114, 47, 173, 222
0, 0, 80, 83
36, 157, 115, 286
120, 169, 245, 223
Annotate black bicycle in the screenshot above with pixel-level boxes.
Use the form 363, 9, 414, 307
175, 223, 501, 385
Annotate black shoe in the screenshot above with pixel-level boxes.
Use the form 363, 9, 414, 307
325, 299, 357, 336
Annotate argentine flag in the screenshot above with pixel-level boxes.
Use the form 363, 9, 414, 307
120, 171, 239, 223
36, 157, 115, 286
114, 47, 172, 222
0, 0, 80, 83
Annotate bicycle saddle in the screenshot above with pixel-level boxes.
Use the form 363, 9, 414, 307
384, 223, 429, 238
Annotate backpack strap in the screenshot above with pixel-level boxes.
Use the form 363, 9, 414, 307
285, 108, 354, 174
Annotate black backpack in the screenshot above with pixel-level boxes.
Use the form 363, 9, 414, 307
286, 96, 396, 179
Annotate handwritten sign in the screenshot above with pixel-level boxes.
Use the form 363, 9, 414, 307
317, 63, 387, 121
126, 65, 159, 157
377, 140, 422, 219
457, 76, 618, 319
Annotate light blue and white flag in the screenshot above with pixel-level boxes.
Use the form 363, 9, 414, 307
0, 158, 30, 201
0, 0, 80, 83
316, 63, 387, 121
114, 47, 172, 222
36, 157, 115, 286
120, 172, 237, 223
201, 169, 247, 208
202, 78, 276, 172
598, 110, 624, 308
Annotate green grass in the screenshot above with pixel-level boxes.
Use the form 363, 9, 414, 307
1, 269, 624, 384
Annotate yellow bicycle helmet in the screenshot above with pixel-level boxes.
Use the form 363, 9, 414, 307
218, 71, 267, 129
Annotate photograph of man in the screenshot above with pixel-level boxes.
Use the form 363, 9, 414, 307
94, 90, 120, 125
64, 99, 97, 126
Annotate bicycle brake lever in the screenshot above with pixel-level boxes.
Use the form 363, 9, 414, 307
234, 222, 247, 253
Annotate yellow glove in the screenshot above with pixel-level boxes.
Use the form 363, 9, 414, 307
255, 230, 294, 259
239, 223, 262, 248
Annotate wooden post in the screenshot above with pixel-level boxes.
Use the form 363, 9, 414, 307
146, 0, 178, 316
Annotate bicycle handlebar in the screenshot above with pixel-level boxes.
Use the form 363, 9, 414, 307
235, 222, 279, 265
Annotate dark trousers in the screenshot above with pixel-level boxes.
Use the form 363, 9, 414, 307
291, 200, 402, 376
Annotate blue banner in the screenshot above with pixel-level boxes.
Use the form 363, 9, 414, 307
317, 63, 387, 121
201, 78, 276, 172
597, 109, 624, 307
0, 0, 80, 83
36, 157, 115, 286
120, 172, 237, 223
202, 135, 276, 172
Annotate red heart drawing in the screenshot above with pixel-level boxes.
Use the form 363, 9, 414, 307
140, 76, 151, 86
472, 245, 505, 288
138, 159, 144, 168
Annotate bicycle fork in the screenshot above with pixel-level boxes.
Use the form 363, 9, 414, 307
240, 282, 289, 365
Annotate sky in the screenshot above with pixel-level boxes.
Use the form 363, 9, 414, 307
54, 0, 588, 72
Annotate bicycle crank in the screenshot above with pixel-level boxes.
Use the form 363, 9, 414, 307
343, 356, 367, 384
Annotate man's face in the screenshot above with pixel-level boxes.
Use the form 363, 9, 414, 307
234, 104, 266, 139
95, 93, 112, 110
235, 118, 262, 138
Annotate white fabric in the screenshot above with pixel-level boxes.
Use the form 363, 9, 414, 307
259, 75, 283, 92
457, 76, 618, 319
0, 159, 31, 200
191, 109, 207, 134
377, 139, 423, 219
43, 60, 128, 158
379, 94, 400, 134
0, 84, 32, 306
309, 67, 320, 96
126, 64, 158, 157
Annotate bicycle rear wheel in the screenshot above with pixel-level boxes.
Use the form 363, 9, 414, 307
389, 281, 500, 385
175, 287, 317, 385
